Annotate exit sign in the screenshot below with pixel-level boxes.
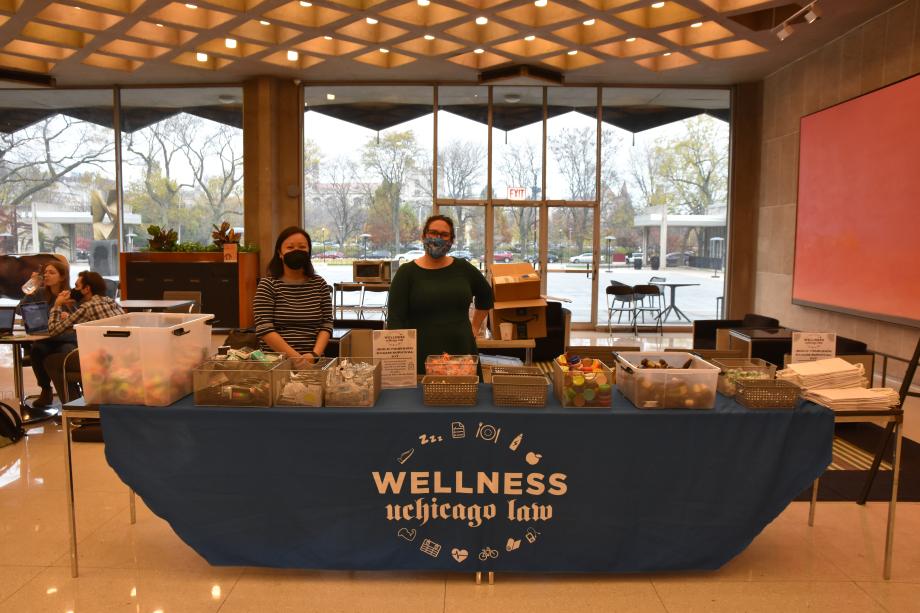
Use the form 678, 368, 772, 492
508, 187, 527, 200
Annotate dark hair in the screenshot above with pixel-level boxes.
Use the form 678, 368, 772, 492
77, 270, 106, 296
41, 260, 70, 301
267, 226, 316, 279
422, 214, 455, 240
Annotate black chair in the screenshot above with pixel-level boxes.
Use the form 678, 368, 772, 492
646, 276, 667, 310
605, 285, 637, 333
632, 284, 663, 334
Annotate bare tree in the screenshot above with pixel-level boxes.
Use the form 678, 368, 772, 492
319, 156, 366, 249
437, 139, 483, 248
179, 122, 244, 227
362, 131, 418, 251
500, 141, 540, 258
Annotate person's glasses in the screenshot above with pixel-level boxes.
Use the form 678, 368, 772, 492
425, 230, 451, 240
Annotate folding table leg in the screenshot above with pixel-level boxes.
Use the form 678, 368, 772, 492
808, 477, 819, 527
884, 421, 903, 580
64, 414, 79, 578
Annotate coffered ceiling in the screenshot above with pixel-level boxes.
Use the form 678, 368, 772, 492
0, 0, 905, 86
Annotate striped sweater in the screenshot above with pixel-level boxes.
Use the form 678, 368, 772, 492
253, 275, 333, 354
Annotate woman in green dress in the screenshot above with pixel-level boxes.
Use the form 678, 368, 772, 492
387, 215, 494, 374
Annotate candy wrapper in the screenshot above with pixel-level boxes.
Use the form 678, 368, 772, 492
324, 358, 381, 407
272, 357, 336, 407
552, 352, 613, 408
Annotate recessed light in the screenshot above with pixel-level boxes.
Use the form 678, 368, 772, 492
474, 48, 485, 54
196, 52, 208, 62
287, 50, 298, 61
583, 19, 595, 26
475, 16, 488, 25
225, 38, 237, 49
366, 17, 378, 24
424, 34, 435, 40
690, 21, 703, 28
524, 35, 536, 41
299, 1, 312, 6
567, 50, 578, 55
418, 0, 430, 5
626, 37, 636, 42
259, 20, 270, 26
651, 1, 665, 7
662, 51, 672, 56
324, 35, 333, 40
534, 0, 547, 6
185, 3, 197, 8
155, 23, 164, 28
218, 94, 236, 104
504, 93, 521, 103
326, 93, 336, 100
379, 48, 389, 53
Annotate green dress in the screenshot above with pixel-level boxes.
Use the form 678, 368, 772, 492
387, 258, 494, 374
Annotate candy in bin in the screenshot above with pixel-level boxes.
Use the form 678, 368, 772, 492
325, 358, 381, 407
424, 353, 479, 376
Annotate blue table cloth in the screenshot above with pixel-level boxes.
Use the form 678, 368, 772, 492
99, 388, 833, 573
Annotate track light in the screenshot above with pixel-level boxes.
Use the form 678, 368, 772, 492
776, 23, 793, 41
805, 3, 821, 24
773, 2, 820, 41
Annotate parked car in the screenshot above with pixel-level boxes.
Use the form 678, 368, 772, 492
450, 249, 473, 259
569, 252, 594, 264
526, 253, 559, 264
492, 251, 514, 263
665, 252, 693, 266
396, 249, 425, 261
626, 252, 644, 266
368, 250, 392, 259
320, 251, 345, 259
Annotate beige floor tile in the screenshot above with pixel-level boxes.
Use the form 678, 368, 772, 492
0, 565, 242, 613
0, 566, 44, 604
856, 581, 920, 612
445, 574, 666, 613
652, 580, 886, 613
219, 570, 447, 613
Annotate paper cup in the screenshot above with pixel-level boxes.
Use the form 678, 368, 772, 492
499, 322, 513, 341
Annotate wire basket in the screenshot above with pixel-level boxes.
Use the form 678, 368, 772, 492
492, 375, 548, 408
421, 375, 479, 406
736, 379, 801, 409
485, 365, 544, 384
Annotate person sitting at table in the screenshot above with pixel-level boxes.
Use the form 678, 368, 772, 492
34, 271, 124, 406
253, 226, 332, 360
387, 214, 494, 374
19, 260, 72, 408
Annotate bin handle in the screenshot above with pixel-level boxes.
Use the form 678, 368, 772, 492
103, 330, 131, 338
172, 327, 190, 337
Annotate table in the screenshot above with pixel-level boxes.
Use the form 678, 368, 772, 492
0, 333, 62, 423
650, 282, 700, 323
117, 299, 195, 313
475, 338, 536, 365
76, 390, 834, 576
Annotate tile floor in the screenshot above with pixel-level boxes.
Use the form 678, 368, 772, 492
2, 333, 919, 612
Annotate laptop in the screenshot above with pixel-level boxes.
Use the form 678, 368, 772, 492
0, 307, 15, 337
20, 302, 50, 336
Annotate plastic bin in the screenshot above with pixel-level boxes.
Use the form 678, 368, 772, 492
272, 357, 337, 407
615, 351, 719, 409
75, 312, 212, 406
193, 355, 283, 407
711, 358, 777, 397
325, 358, 382, 407
552, 359, 614, 408
425, 354, 479, 377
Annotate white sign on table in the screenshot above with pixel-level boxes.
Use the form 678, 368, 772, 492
373, 329, 417, 388
791, 332, 837, 363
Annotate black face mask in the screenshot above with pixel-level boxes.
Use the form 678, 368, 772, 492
283, 250, 311, 270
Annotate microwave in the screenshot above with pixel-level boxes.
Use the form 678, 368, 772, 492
353, 260, 398, 283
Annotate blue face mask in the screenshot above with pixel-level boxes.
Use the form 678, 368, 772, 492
423, 236, 451, 259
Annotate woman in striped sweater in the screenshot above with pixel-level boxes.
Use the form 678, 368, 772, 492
253, 227, 332, 360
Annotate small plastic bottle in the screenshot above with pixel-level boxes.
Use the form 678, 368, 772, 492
21, 272, 43, 296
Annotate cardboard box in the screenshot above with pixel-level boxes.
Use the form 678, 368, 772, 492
491, 298, 547, 339
491, 262, 541, 302
339, 329, 374, 358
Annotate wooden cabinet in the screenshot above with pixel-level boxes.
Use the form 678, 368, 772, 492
120, 252, 259, 328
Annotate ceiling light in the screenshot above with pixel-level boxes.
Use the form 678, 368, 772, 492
424, 34, 435, 40
287, 50, 298, 61
524, 35, 536, 41
299, 1, 312, 6
651, 1, 665, 7
379, 48, 389, 53
690, 21, 703, 28
805, 3, 821, 24
583, 19, 595, 26
218, 94, 236, 104
474, 48, 485, 54
324, 35, 333, 40
662, 51, 671, 56
418, 0, 430, 5
185, 3, 197, 8
567, 50, 578, 55
196, 52, 208, 62
625, 37, 636, 42
366, 17, 378, 24
504, 93, 521, 103
534, 0, 547, 6
475, 16, 488, 25
259, 20, 270, 26
224, 38, 237, 49
776, 22, 793, 41
326, 93, 335, 100
155, 23, 164, 28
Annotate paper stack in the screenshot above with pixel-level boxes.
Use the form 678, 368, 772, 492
776, 357, 867, 390
803, 387, 900, 411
